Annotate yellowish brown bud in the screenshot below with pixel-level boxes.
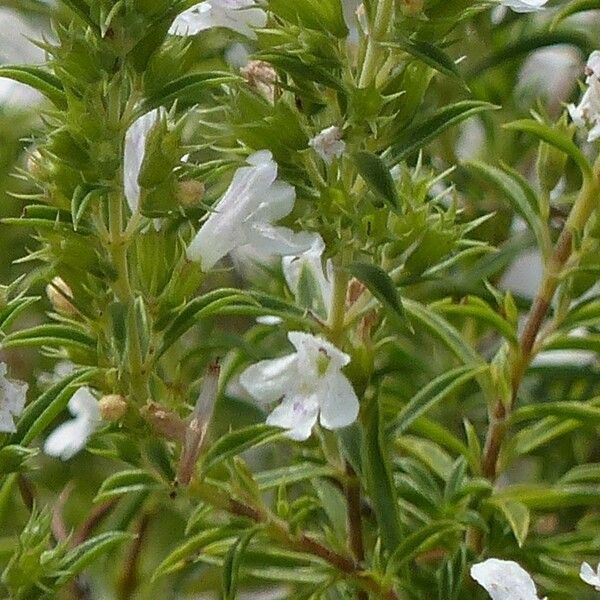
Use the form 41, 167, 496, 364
46, 277, 77, 315
177, 180, 205, 208
99, 394, 128, 422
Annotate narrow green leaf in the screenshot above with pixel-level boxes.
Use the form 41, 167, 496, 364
223, 528, 261, 599
388, 365, 486, 436
348, 262, 404, 323
200, 424, 284, 475
363, 394, 402, 554
551, 0, 600, 29
0, 297, 38, 333
352, 151, 400, 211
0, 445, 37, 475
464, 161, 548, 255
1, 324, 96, 352
386, 521, 463, 574
143, 72, 236, 111
11, 369, 95, 446
60, 532, 133, 582
467, 31, 592, 78
57, 0, 98, 31
0, 65, 67, 109
94, 469, 161, 503
504, 119, 592, 179
255, 463, 336, 490
490, 499, 530, 547
387, 39, 462, 80
153, 526, 240, 579
386, 101, 499, 165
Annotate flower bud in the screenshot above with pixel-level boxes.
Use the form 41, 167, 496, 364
46, 277, 77, 316
99, 394, 128, 422
240, 60, 278, 103
177, 180, 205, 208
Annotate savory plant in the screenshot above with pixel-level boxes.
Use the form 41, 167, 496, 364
0, 0, 600, 598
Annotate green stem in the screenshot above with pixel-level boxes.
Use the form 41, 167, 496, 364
108, 191, 132, 303
328, 264, 351, 345
358, 0, 394, 88
481, 156, 600, 480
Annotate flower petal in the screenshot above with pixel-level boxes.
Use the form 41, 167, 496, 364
123, 108, 163, 214
471, 559, 543, 600
266, 395, 319, 441
246, 224, 318, 257
240, 354, 299, 404
68, 386, 101, 424
43, 417, 95, 461
500, 0, 548, 13
319, 371, 359, 430
580, 562, 600, 590
0, 362, 28, 433
186, 151, 278, 269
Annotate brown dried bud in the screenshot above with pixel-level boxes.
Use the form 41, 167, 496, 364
240, 60, 278, 103
46, 277, 77, 316
99, 394, 128, 422
141, 402, 186, 442
177, 180, 205, 208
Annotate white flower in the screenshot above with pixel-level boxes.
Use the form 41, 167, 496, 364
169, 0, 267, 40
0, 363, 28, 433
282, 234, 333, 319
240, 331, 359, 441
187, 150, 316, 271
123, 107, 165, 214
584, 50, 600, 84
44, 387, 102, 461
568, 51, 600, 142
309, 126, 346, 164
471, 559, 546, 600
580, 562, 600, 591
500, 0, 548, 13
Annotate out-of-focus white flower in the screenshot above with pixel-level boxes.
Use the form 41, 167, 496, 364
0, 363, 28, 433
187, 151, 316, 271
580, 562, 600, 591
0, 8, 45, 108
471, 559, 546, 600
169, 0, 267, 40
516, 45, 581, 112
500, 0, 548, 13
37, 360, 75, 388
282, 234, 333, 319
568, 51, 600, 142
44, 387, 102, 460
240, 331, 359, 441
309, 126, 346, 164
123, 108, 165, 214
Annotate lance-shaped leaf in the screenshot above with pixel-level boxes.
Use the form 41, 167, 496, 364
94, 469, 162, 503
57, 0, 98, 31
551, 0, 600, 29
200, 424, 284, 475
386, 39, 463, 81
143, 72, 236, 111
223, 527, 261, 600
0, 65, 67, 109
1, 324, 96, 353
352, 152, 400, 211
386, 101, 498, 165
504, 119, 592, 179
388, 365, 487, 436
348, 262, 404, 323
363, 393, 402, 554
0, 297, 38, 334
488, 499, 530, 547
